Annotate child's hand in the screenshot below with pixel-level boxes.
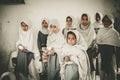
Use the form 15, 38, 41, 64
39, 49, 43, 54
22, 48, 27, 53
64, 56, 70, 62
48, 49, 55, 55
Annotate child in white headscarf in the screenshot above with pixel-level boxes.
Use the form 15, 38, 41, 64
15, 18, 39, 80
47, 19, 65, 80
97, 14, 120, 80
62, 16, 76, 38
37, 19, 49, 51
37, 18, 49, 80
77, 13, 97, 79
60, 30, 91, 80
92, 12, 103, 34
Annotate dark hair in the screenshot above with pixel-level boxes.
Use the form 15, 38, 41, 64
95, 13, 101, 20
67, 31, 76, 39
81, 13, 88, 19
66, 16, 72, 21
42, 20, 47, 24
20, 22, 24, 25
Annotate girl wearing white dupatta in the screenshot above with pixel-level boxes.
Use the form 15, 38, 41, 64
60, 30, 91, 80
15, 18, 39, 80
92, 12, 103, 34
37, 18, 49, 80
62, 16, 76, 38
47, 19, 65, 80
97, 14, 120, 80
77, 13, 97, 77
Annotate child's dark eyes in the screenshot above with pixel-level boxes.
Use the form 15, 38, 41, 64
68, 37, 75, 40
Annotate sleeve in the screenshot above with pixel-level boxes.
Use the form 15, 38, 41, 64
37, 31, 42, 51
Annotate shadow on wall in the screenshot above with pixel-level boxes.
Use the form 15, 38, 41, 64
0, 21, 17, 76
0, 50, 9, 76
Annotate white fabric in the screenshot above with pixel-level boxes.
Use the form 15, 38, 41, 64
102, 12, 114, 25
93, 12, 103, 29
77, 14, 96, 48
97, 27, 120, 47
8, 51, 18, 71
66, 30, 88, 50
60, 30, 91, 80
16, 19, 34, 52
60, 44, 91, 80
47, 32, 65, 53
34, 53, 43, 73
97, 13, 120, 47
0, 72, 16, 80
92, 22, 103, 28
49, 19, 60, 29
47, 19, 65, 56
40, 18, 49, 34
16, 19, 40, 80
63, 26, 76, 38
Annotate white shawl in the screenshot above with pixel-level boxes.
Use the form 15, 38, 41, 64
97, 13, 120, 47
97, 26, 120, 47
92, 22, 103, 29
61, 44, 91, 80
60, 30, 91, 80
77, 14, 96, 48
47, 19, 65, 55
16, 18, 34, 52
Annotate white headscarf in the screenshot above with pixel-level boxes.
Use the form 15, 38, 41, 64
66, 30, 88, 50
65, 16, 75, 28
77, 13, 96, 48
63, 16, 76, 38
16, 18, 34, 51
93, 12, 103, 28
40, 18, 49, 34
47, 19, 65, 54
97, 14, 120, 47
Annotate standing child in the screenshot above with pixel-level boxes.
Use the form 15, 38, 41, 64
97, 14, 120, 80
47, 19, 65, 80
77, 13, 97, 79
93, 12, 103, 34
37, 19, 49, 80
60, 30, 91, 80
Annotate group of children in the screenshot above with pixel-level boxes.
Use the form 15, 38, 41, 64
1, 12, 120, 80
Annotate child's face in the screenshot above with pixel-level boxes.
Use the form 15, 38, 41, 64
50, 25, 58, 33
42, 21, 48, 28
67, 34, 76, 46
81, 16, 89, 26
102, 17, 112, 28
96, 16, 100, 22
21, 22, 28, 31
66, 18, 72, 27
